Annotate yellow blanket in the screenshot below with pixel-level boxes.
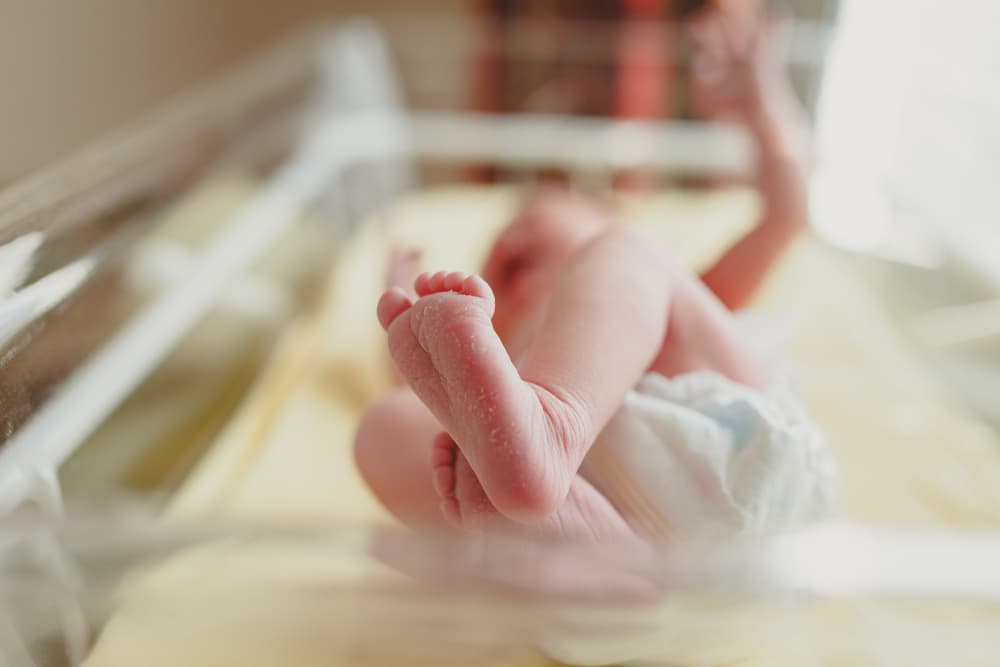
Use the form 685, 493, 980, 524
83, 185, 1000, 667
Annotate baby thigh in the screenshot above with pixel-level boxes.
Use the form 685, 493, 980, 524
650, 268, 764, 388
354, 388, 452, 531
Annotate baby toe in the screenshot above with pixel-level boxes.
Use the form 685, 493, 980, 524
376, 287, 413, 330
433, 464, 456, 499
444, 272, 469, 291
439, 497, 462, 525
431, 432, 458, 498
415, 271, 449, 295
413, 272, 433, 294
461, 275, 495, 307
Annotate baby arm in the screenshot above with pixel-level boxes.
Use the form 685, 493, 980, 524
688, 6, 811, 309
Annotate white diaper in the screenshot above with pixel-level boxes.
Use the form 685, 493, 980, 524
579, 369, 837, 540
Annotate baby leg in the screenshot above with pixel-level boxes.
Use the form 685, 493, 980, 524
378, 271, 566, 522
354, 388, 454, 531
355, 389, 632, 542
378, 227, 671, 525
433, 433, 635, 543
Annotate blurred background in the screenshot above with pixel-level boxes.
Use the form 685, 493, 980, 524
0, 0, 422, 184
2, 0, 997, 424
2, 0, 832, 186
1, 3, 1000, 665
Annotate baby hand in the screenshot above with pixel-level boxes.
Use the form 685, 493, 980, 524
687, 6, 794, 129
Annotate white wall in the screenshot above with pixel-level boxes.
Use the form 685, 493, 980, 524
0, 0, 459, 185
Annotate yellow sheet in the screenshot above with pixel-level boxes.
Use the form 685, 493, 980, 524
83, 185, 1000, 667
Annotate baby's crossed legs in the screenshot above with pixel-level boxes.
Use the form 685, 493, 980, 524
378, 270, 629, 534
373, 226, 760, 538
377, 228, 670, 531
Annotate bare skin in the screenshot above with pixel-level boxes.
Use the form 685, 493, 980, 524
355, 5, 809, 542
688, 6, 811, 308
369, 211, 763, 541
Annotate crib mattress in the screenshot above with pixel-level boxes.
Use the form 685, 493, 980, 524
83, 185, 1000, 667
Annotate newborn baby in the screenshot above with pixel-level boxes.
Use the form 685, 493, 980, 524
355, 7, 836, 544
357, 188, 834, 544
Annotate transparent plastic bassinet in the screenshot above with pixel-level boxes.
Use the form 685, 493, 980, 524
1, 15, 999, 667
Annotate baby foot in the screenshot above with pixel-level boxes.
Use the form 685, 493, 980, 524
432, 431, 635, 544
377, 271, 575, 523
431, 431, 496, 531
431, 431, 462, 525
